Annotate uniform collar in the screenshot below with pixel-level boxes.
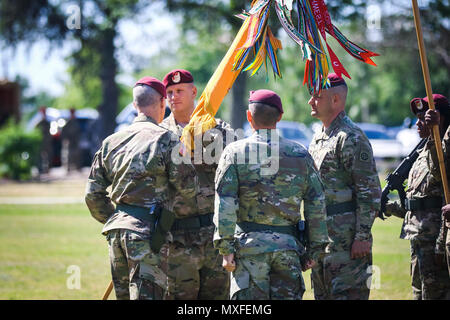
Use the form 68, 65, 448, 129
133, 113, 158, 125
324, 111, 346, 136
252, 128, 280, 139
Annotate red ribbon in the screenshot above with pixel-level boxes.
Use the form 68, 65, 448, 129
308, 0, 350, 78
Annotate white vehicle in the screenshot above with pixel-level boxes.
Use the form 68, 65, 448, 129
396, 127, 421, 156
357, 123, 406, 159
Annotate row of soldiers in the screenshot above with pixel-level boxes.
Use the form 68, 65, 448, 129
85, 70, 450, 300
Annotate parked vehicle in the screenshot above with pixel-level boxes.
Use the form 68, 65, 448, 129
115, 103, 172, 132
357, 123, 406, 159
244, 120, 313, 148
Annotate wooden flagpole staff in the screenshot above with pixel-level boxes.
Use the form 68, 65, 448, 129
411, 0, 450, 204
102, 280, 113, 300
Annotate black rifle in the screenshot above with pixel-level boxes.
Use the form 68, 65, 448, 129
379, 138, 427, 220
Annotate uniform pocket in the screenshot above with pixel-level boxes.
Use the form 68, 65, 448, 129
230, 264, 250, 299
139, 253, 167, 289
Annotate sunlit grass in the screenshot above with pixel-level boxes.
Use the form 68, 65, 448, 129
0, 203, 413, 300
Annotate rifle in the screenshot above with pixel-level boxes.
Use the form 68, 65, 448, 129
379, 138, 427, 219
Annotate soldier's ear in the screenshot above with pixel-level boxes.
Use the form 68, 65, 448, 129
277, 112, 282, 123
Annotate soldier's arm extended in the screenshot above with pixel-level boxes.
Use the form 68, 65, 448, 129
85, 149, 115, 224
342, 135, 382, 242
213, 150, 239, 256
303, 157, 330, 261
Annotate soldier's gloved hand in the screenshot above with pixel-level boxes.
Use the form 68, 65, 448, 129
222, 253, 236, 273
385, 201, 406, 219
442, 204, 450, 222
351, 240, 371, 259
425, 109, 440, 127
301, 259, 316, 272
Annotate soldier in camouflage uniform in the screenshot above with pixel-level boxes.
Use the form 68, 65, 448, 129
386, 94, 450, 299
425, 100, 450, 280
214, 89, 330, 300
61, 108, 81, 172
36, 106, 53, 174
308, 74, 382, 300
442, 204, 450, 276
85, 77, 195, 300
160, 69, 232, 300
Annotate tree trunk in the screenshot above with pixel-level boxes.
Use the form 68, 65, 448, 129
98, 27, 118, 140
231, 72, 247, 129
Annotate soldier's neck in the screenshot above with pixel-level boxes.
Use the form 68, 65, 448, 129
323, 110, 344, 129
173, 109, 194, 127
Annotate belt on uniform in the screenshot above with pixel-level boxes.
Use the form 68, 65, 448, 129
171, 213, 214, 231
326, 200, 357, 216
404, 197, 442, 211
236, 221, 298, 238
116, 203, 156, 224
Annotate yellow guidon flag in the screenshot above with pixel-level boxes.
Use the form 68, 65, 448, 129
179, 15, 252, 154
180, 1, 282, 153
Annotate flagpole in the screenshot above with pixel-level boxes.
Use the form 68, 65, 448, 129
101, 280, 113, 300
411, 0, 450, 204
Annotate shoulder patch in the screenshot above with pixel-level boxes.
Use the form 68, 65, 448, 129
360, 151, 369, 162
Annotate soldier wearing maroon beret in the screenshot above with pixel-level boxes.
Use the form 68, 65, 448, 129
308, 73, 381, 300
85, 76, 197, 300
214, 89, 329, 300
385, 93, 450, 299
160, 68, 234, 300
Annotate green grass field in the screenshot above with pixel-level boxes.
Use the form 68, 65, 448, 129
0, 201, 413, 300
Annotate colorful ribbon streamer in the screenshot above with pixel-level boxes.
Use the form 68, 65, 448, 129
181, 0, 379, 151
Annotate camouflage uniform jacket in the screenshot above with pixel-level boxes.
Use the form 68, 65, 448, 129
429, 126, 450, 230
160, 114, 237, 218
85, 114, 196, 235
213, 129, 329, 258
308, 111, 381, 251
394, 138, 445, 244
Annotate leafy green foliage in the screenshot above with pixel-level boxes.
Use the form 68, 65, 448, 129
0, 121, 41, 180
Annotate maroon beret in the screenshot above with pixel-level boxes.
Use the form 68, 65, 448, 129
134, 76, 166, 98
410, 94, 450, 116
248, 89, 283, 114
327, 73, 347, 88
163, 69, 194, 88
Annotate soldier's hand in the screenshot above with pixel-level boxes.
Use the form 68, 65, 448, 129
301, 259, 316, 271
351, 240, 371, 259
222, 254, 236, 273
425, 109, 440, 127
442, 204, 450, 221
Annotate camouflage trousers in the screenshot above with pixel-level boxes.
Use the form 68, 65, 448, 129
410, 240, 450, 300
230, 250, 305, 300
311, 250, 372, 300
165, 226, 229, 300
447, 230, 450, 277
106, 229, 167, 300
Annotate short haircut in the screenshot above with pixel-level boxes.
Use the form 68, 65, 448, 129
249, 102, 281, 127
329, 84, 348, 101
133, 85, 161, 108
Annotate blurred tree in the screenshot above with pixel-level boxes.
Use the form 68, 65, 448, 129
0, 0, 150, 141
